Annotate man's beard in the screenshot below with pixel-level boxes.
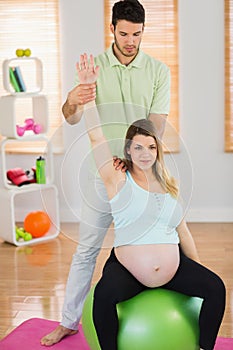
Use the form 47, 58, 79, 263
114, 35, 140, 58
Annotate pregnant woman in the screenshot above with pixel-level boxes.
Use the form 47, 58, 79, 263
79, 54, 225, 350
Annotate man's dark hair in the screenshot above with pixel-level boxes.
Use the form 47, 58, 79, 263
112, 0, 145, 28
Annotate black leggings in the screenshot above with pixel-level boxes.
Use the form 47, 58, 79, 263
93, 248, 225, 350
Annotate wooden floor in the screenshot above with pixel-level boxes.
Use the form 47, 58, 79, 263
0, 222, 232, 340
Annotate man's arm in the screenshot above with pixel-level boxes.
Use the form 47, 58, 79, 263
148, 62, 170, 139
62, 78, 97, 125
148, 113, 167, 140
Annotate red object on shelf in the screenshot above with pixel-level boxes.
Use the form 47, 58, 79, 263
7, 168, 31, 186
7, 167, 36, 186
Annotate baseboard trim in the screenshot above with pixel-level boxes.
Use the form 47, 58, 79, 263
16, 207, 233, 223
185, 209, 233, 222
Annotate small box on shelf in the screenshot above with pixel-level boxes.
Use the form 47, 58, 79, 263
0, 137, 54, 189
0, 94, 48, 139
3, 57, 43, 95
0, 185, 60, 246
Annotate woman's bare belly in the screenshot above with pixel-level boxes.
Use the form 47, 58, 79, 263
115, 244, 179, 288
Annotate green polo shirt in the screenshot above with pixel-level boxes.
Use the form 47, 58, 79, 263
75, 46, 170, 169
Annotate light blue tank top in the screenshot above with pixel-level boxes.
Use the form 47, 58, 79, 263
110, 171, 183, 247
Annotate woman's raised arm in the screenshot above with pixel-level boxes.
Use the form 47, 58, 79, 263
78, 53, 124, 193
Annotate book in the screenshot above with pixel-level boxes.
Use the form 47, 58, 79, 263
9, 67, 21, 92
13, 66, 26, 92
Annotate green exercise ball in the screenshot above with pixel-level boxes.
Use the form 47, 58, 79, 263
82, 286, 202, 350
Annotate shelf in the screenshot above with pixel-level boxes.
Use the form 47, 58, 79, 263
0, 185, 60, 246
0, 137, 54, 189
0, 94, 48, 139
3, 57, 43, 94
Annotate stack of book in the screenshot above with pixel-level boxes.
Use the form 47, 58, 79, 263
9, 66, 26, 92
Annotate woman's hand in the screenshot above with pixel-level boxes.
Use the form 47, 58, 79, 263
76, 53, 100, 85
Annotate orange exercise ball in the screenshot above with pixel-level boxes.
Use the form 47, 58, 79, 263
24, 211, 51, 238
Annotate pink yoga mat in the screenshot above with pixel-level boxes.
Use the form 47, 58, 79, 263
0, 317, 232, 350
0, 318, 90, 350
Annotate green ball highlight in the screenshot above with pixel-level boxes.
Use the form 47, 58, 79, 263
24, 48, 31, 57
15, 48, 32, 57
16, 49, 24, 57
24, 232, 32, 241
15, 226, 32, 241
82, 287, 202, 350
15, 227, 25, 238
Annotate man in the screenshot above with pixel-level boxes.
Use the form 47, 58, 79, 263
41, 0, 170, 345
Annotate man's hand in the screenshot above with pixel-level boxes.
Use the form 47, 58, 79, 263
113, 156, 127, 172
67, 83, 96, 107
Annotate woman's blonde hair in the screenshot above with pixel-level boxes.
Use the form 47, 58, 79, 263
123, 119, 179, 198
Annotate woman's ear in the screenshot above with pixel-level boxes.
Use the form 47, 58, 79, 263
126, 147, 131, 159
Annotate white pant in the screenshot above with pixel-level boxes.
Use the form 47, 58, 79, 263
61, 174, 113, 330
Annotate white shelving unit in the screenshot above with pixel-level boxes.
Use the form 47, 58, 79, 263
0, 57, 60, 246
3, 57, 43, 94
0, 94, 48, 139
0, 185, 59, 246
0, 137, 54, 189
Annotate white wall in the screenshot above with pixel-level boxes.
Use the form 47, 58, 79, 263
11, 0, 232, 223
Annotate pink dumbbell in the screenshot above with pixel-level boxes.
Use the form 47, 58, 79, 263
16, 118, 42, 136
